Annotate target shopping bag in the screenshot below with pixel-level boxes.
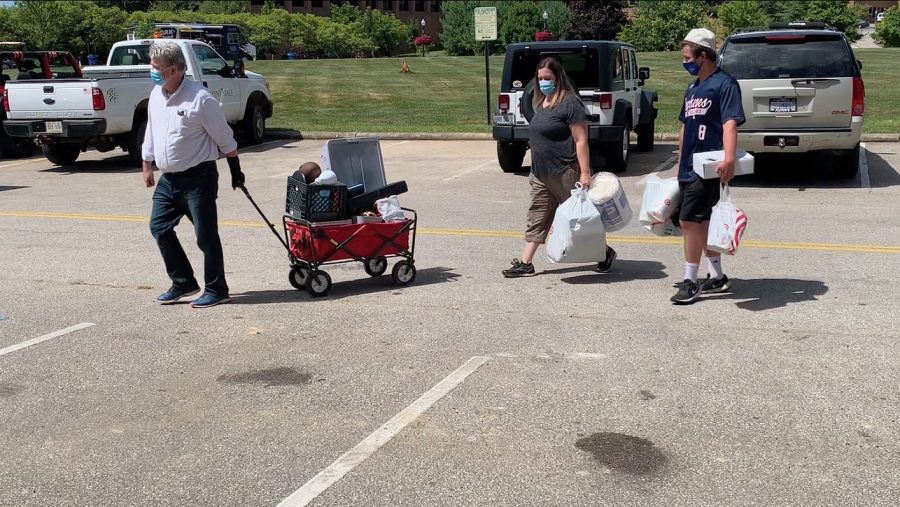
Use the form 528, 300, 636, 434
707, 184, 748, 255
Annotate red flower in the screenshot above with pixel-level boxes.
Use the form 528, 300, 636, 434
535, 31, 554, 42
414, 35, 433, 46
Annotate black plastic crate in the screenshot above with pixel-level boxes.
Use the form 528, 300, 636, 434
285, 175, 348, 221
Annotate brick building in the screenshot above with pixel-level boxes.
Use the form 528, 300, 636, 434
850, 0, 900, 21
250, 0, 444, 40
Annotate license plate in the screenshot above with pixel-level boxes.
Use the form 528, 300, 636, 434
493, 113, 514, 125
769, 98, 796, 113
45, 121, 63, 134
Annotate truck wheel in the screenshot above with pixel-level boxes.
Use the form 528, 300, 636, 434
129, 118, 147, 167
833, 144, 860, 179
603, 123, 631, 173
243, 102, 265, 145
42, 144, 80, 166
497, 141, 527, 173
635, 120, 655, 152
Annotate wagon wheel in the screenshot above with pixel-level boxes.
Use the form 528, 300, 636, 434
306, 270, 332, 297
364, 256, 388, 277
289, 265, 310, 290
391, 261, 416, 286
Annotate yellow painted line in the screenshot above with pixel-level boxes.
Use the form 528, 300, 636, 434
1, 210, 898, 255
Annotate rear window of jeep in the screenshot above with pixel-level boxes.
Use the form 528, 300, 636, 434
720, 34, 856, 80
509, 49, 600, 89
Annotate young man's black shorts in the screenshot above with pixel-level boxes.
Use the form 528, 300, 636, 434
677, 177, 721, 223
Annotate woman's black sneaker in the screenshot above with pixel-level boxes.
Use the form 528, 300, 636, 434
502, 259, 536, 278
700, 274, 731, 293
670, 279, 700, 305
595, 246, 617, 273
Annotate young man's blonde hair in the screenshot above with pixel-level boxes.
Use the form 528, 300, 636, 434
532, 57, 576, 109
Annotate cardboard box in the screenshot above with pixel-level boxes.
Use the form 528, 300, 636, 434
352, 215, 383, 224
693, 149, 754, 179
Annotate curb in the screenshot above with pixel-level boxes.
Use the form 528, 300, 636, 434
267, 129, 900, 143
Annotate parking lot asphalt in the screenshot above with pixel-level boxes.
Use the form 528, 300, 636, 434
1, 140, 899, 506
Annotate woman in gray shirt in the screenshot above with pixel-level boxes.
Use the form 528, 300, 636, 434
502, 57, 616, 277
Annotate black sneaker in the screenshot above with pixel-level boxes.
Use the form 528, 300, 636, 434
595, 246, 617, 273
670, 279, 700, 305
502, 259, 536, 278
700, 274, 731, 293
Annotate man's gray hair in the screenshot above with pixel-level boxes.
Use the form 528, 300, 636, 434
150, 42, 187, 72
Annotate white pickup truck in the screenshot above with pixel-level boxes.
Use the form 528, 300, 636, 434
2, 38, 273, 166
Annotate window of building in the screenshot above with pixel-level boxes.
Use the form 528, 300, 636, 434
431, 0, 440, 12
312, 0, 323, 7
415, 0, 425, 11
399, 0, 409, 10
384, 0, 393, 9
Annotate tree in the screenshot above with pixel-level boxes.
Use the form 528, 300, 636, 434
64, 3, 130, 58
148, 0, 201, 11
618, 0, 712, 52
92, 0, 152, 12
439, 0, 481, 56
803, 0, 864, 42
717, 0, 770, 35
874, 6, 900, 47
758, 0, 807, 23
330, 3, 361, 25
11, 0, 68, 50
564, 0, 628, 41
355, 8, 408, 56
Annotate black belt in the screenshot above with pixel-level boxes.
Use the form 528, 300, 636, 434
169, 161, 216, 177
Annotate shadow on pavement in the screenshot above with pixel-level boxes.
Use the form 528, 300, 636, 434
703, 278, 829, 311
730, 150, 899, 190
231, 266, 460, 304
546, 259, 669, 284
0, 185, 29, 192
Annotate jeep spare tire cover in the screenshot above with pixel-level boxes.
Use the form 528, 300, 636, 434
520, 78, 536, 123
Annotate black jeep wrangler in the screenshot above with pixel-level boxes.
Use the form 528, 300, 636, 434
492, 40, 658, 173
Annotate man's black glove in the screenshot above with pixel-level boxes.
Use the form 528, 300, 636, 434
227, 156, 245, 190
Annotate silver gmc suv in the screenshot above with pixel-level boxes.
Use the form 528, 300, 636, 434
718, 22, 865, 178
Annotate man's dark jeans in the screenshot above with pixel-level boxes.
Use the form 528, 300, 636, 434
150, 161, 228, 297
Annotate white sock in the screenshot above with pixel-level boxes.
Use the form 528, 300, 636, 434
707, 256, 723, 279
684, 262, 699, 282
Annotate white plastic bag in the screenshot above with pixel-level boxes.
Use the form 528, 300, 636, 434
546, 184, 607, 264
376, 195, 404, 221
644, 218, 683, 237
707, 184, 748, 255
588, 172, 632, 233
639, 174, 681, 225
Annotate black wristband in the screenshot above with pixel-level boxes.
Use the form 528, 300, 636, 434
227, 156, 241, 172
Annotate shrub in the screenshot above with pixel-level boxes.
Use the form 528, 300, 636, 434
717, 1, 770, 35
618, 0, 713, 52
564, 0, 627, 41
875, 6, 900, 47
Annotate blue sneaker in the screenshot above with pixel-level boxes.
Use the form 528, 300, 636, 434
156, 286, 200, 305
190, 292, 231, 308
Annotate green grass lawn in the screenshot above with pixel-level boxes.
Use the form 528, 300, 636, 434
247, 48, 900, 134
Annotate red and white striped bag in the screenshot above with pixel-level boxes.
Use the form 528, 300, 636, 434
707, 184, 748, 255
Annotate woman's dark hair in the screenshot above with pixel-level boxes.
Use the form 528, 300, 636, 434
533, 57, 575, 108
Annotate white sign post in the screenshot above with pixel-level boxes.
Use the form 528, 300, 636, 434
474, 7, 497, 124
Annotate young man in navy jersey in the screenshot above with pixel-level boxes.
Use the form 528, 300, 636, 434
671, 28, 746, 305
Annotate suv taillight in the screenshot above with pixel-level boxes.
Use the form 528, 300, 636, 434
852, 77, 865, 116
92, 87, 105, 111
2, 89, 8, 113
598, 93, 612, 110
498, 94, 509, 112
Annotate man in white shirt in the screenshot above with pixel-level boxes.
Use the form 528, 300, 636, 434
141, 41, 245, 308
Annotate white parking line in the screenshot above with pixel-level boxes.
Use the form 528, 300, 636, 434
277, 355, 490, 507
0, 322, 95, 358
443, 160, 495, 181
0, 159, 41, 169
383, 140, 410, 148
859, 142, 870, 189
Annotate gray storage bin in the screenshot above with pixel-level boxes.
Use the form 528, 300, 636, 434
321, 137, 387, 192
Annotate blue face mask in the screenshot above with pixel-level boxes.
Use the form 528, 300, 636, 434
538, 79, 556, 95
683, 60, 701, 76
150, 68, 165, 86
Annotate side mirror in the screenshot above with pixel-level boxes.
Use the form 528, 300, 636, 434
856, 59, 863, 70
638, 66, 650, 86
217, 64, 234, 78
233, 58, 246, 78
